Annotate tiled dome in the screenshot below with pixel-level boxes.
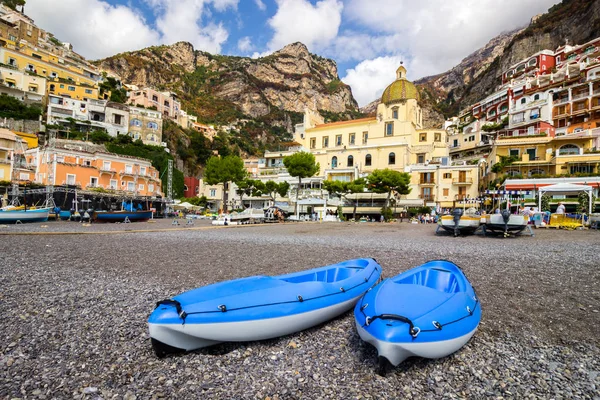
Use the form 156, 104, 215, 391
381, 65, 420, 104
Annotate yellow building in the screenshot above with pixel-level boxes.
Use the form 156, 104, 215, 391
128, 106, 163, 146
293, 65, 479, 208
0, 128, 34, 183
486, 128, 600, 179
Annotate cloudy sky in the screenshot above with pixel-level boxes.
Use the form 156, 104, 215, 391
24, 0, 560, 106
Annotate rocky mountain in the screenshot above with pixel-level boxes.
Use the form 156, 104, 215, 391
417, 0, 600, 117
98, 42, 359, 138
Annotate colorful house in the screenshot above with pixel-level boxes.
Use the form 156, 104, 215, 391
128, 106, 163, 145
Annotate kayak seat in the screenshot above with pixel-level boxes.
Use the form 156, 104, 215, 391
394, 268, 460, 294
281, 267, 359, 284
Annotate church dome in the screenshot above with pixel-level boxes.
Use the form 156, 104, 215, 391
381, 65, 420, 105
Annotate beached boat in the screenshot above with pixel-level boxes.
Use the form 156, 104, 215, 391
483, 210, 529, 236
438, 208, 481, 236
148, 258, 382, 357
92, 210, 153, 222
354, 260, 480, 375
0, 207, 50, 223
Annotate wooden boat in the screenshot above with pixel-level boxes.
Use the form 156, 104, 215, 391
484, 210, 529, 236
438, 208, 481, 236
92, 210, 153, 222
354, 260, 480, 375
0, 207, 50, 223
148, 258, 382, 357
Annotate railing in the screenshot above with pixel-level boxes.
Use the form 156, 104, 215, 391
497, 128, 548, 138
419, 195, 435, 202
119, 169, 135, 176
572, 92, 589, 101
452, 178, 473, 184
99, 168, 116, 174
419, 179, 435, 185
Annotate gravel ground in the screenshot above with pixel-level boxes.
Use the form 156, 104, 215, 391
1, 221, 599, 399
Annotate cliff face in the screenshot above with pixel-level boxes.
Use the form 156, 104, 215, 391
98, 42, 358, 130
417, 0, 600, 117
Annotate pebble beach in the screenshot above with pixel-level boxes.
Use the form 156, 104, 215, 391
1, 220, 599, 399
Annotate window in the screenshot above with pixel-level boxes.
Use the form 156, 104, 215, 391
443, 173, 451, 179
164, 101, 170, 107
131, 119, 142, 127
520, 98, 526, 104
362, 132, 368, 144
83, 160, 91, 166
534, 94, 540, 101
59, 84, 65, 88
392, 107, 398, 119
365, 154, 372, 166
434, 132, 441, 142
125, 165, 133, 174
322, 136, 329, 148
68, 86, 75, 91
388, 152, 396, 165
417, 153, 425, 164
347, 155, 354, 167
109, 179, 117, 189
526, 148, 537, 160
453, 139, 459, 148
509, 149, 520, 157
139, 184, 145, 191
336, 135, 342, 146
310, 138, 316, 149
349, 133, 355, 145
419, 133, 427, 142
210, 189, 216, 197
570, 165, 593, 174
529, 169, 545, 177
140, 167, 146, 175
127, 182, 135, 191
152, 95, 158, 102
513, 112, 525, 123
49, 84, 55, 92
530, 108, 540, 120
443, 188, 449, 197
114, 114, 123, 125
385, 122, 394, 136
50, 72, 57, 78
90, 177, 98, 187
558, 144, 580, 155
8, 57, 16, 67
331, 156, 338, 168
27, 64, 34, 71
66, 174, 76, 185
147, 122, 158, 130
85, 89, 93, 94
149, 184, 154, 193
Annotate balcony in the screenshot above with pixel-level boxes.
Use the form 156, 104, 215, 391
572, 92, 589, 101
419, 195, 435, 202
99, 168, 116, 174
452, 177, 473, 185
120, 169, 135, 176
419, 179, 435, 186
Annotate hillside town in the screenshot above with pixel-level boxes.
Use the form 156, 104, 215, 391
0, 2, 599, 220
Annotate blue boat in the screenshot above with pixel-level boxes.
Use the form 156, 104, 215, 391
0, 207, 50, 223
92, 210, 153, 222
149, 258, 382, 357
354, 260, 480, 374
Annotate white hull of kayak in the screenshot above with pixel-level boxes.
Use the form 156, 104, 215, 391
355, 323, 478, 366
149, 296, 359, 351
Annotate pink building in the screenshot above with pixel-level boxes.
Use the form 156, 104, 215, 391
128, 88, 180, 119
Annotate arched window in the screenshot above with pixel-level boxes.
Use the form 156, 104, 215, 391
558, 144, 580, 155
347, 155, 354, 167
521, 98, 527, 104
146, 134, 157, 142
529, 169, 545, 176
392, 107, 398, 119
534, 94, 540, 101
130, 119, 142, 127
331, 156, 338, 168
147, 121, 158, 130
365, 154, 372, 166
388, 152, 396, 165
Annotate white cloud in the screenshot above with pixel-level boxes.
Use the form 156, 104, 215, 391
238, 36, 253, 52
24, 0, 236, 59
25, 0, 160, 59
254, 0, 267, 11
267, 0, 343, 52
342, 56, 404, 107
344, 0, 559, 80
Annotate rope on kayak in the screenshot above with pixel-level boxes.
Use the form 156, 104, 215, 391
157, 265, 380, 324
358, 287, 480, 339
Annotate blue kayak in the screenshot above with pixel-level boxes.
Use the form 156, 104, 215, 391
354, 260, 480, 372
149, 258, 381, 356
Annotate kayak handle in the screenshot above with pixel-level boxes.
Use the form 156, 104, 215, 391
365, 314, 420, 338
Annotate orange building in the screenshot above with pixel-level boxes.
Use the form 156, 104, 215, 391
25, 140, 163, 197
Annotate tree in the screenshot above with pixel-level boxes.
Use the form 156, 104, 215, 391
367, 169, 411, 220
283, 152, 320, 214
323, 178, 366, 221
264, 180, 290, 206
236, 179, 264, 209
1, 0, 25, 10
204, 155, 247, 212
